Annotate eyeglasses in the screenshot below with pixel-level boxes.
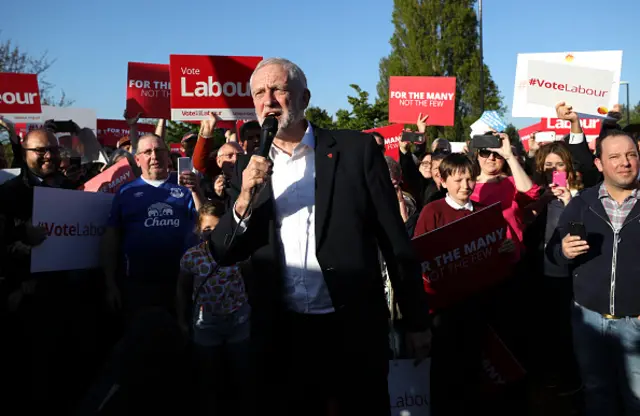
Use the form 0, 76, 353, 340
420, 161, 432, 167
24, 146, 60, 156
138, 148, 169, 157
478, 150, 503, 159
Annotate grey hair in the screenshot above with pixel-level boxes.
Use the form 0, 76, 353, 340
250, 57, 308, 91
135, 133, 165, 152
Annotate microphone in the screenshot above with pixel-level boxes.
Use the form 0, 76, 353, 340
258, 115, 278, 158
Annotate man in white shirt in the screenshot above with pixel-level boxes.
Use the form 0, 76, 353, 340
209, 58, 431, 416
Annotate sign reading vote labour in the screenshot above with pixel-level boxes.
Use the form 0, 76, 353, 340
31, 187, 114, 273
169, 55, 262, 121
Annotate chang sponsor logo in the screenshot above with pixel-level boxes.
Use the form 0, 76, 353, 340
144, 202, 180, 228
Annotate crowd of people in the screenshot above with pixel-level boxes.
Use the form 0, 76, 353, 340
1, 56, 639, 416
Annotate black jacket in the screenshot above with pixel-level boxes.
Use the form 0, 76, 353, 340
0, 169, 74, 292
208, 126, 430, 335
546, 184, 640, 316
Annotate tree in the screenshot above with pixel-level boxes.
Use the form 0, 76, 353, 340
305, 106, 335, 129
0, 35, 73, 106
377, 0, 504, 141
333, 84, 388, 130
165, 120, 225, 148
504, 123, 525, 155
618, 102, 640, 127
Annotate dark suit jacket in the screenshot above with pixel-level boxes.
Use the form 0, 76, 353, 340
208, 125, 430, 342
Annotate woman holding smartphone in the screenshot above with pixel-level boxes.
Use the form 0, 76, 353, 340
523, 140, 583, 396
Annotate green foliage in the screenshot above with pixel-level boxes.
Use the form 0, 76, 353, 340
165, 120, 225, 148
377, 0, 504, 141
306, 85, 388, 131
618, 102, 640, 127
334, 85, 388, 130
165, 120, 196, 144
305, 106, 335, 129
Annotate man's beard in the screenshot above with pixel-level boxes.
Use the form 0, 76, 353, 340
277, 106, 304, 136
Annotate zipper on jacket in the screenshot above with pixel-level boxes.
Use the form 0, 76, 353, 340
589, 207, 640, 315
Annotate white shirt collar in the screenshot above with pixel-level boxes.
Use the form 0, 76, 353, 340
445, 194, 474, 211
270, 122, 315, 158
141, 176, 169, 187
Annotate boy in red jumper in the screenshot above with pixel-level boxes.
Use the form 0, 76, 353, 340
413, 153, 515, 415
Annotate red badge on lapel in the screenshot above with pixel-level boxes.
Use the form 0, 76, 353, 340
327, 153, 333, 158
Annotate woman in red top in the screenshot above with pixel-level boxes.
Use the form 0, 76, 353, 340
470, 133, 540, 262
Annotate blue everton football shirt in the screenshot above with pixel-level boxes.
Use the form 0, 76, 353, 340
107, 177, 198, 282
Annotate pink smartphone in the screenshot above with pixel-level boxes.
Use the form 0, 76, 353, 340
553, 170, 567, 188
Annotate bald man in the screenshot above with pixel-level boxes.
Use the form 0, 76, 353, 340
0, 129, 77, 413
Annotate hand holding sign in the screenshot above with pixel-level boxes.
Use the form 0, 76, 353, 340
555, 101, 579, 122
416, 113, 429, 133
200, 112, 221, 138
124, 109, 142, 126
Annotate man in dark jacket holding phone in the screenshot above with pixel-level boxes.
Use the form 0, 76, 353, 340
546, 130, 640, 416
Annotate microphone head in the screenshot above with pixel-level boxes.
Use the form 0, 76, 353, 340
258, 115, 279, 158
262, 115, 279, 134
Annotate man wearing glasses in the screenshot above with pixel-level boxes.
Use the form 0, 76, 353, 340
101, 133, 204, 322
0, 128, 77, 413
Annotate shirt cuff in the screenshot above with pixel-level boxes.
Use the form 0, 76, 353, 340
568, 132, 584, 144
232, 201, 250, 234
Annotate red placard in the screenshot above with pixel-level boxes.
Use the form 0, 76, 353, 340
169, 55, 262, 121
479, 325, 526, 392
126, 62, 171, 119
389, 76, 456, 126
412, 202, 511, 310
169, 143, 184, 156
78, 158, 134, 194
96, 119, 156, 147
364, 124, 404, 161
540, 117, 601, 135
0, 73, 42, 122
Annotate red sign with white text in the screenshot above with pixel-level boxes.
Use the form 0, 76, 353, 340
79, 158, 134, 194
169, 55, 262, 121
169, 143, 184, 155
389, 76, 456, 126
126, 62, 171, 119
541, 117, 601, 135
0, 73, 42, 122
364, 124, 404, 161
96, 119, 156, 147
412, 203, 511, 311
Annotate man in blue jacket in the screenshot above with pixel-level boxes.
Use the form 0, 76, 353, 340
547, 129, 640, 416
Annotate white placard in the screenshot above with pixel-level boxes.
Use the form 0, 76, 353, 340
0, 168, 20, 185
512, 50, 622, 118
31, 187, 114, 273
388, 359, 431, 416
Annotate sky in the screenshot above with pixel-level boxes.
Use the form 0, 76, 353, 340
3, 0, 639, 130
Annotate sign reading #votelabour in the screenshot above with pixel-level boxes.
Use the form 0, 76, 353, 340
169, 55, 262, 121
389, 76, 456, 126
512, 50, 623, 118
0, 73, 42, 122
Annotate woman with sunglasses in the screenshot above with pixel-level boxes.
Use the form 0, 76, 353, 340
471, 132, 540, 263
470, 132, 541, 401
